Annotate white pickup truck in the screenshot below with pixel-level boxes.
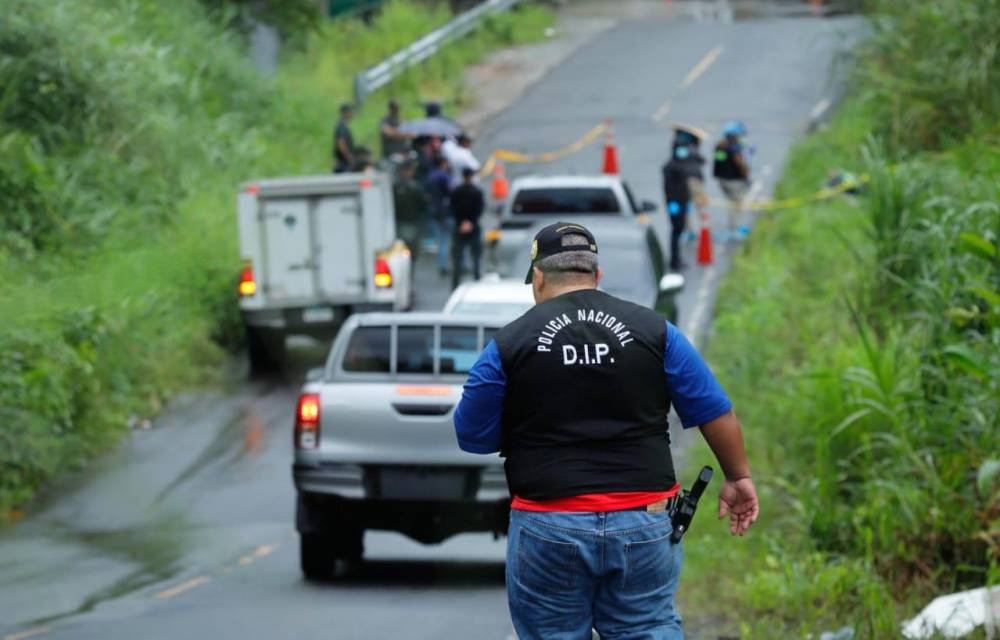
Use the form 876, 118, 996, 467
487, 174, 660, 272
236, 173, 412, 371
292, 312, 509, 579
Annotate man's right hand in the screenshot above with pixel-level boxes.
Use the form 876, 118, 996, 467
718, 477, 759, 536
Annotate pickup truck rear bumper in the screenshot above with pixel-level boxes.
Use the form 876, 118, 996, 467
293, 462, 511, 544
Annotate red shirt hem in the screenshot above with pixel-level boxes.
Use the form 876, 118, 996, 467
511, 484, 681, 512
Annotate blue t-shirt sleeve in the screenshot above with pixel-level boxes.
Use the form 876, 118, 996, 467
453, 339, 506, 454
664, 322, 733, 428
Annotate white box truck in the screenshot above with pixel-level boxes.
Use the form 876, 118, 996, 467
236, 172, 412, 371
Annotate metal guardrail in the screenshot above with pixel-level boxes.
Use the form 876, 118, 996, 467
353, 0, 522, 105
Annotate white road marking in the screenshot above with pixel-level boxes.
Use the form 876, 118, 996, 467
747, 179, 764, 205
650, 44, 724, 123
153, 576, 211, 600
679, 45, 724, 90
651, 99, 673, 123
809, 97, 832, 122
238, 542, 279, 566
684, 264, 718, 346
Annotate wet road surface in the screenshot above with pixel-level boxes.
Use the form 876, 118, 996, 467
0, 4, 859, 638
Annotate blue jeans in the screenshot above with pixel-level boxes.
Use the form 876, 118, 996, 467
427, 216, 452, 270
507, 509, 684, 640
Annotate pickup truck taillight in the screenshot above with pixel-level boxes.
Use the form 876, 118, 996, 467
295, 393, 320, 449
238, 262, 257, 297
374, 257, 392, 288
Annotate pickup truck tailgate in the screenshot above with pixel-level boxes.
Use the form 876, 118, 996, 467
319, 382, 477, 465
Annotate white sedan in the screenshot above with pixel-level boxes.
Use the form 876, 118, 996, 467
442, 275, 535, 320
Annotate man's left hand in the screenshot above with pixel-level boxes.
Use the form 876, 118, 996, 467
718, 477, 759, 536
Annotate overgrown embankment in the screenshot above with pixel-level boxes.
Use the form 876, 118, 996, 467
682, 1, 998, 637
0, 0, 552, 514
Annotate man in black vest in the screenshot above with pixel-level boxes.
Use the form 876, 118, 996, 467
454, 222, 758, 639
663, 126, 709, 271
713, 121, 751, 240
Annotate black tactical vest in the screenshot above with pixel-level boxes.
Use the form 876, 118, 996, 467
713, 141, 743, 180
495, 288, 675, 500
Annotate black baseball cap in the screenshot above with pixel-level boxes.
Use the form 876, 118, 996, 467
524, 222, 599, 284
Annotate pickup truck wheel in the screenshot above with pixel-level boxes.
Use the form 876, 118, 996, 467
300, 533, 336, 580
333, 527, 364, 562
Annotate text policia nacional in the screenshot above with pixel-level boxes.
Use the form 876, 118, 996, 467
535, 308, 635, 365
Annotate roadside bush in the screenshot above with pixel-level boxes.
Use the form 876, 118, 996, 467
858, 0, 1000, 154
683, 43, 999, 640
0, 0, 553, 514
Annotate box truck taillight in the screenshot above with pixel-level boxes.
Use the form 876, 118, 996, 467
295, 393, 320, 449
238, 263, 257, 297
374, 257, 393, 288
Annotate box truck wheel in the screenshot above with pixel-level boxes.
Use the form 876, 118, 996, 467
246, 326, 285, 374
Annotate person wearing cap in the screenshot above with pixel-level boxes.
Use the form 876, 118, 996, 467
663, 125, 709, 271
379, 100, 412, 160
713, 121, 751, 240
453, 222, 759, 639
449, 167, 485, 289
332, 103, 355, 173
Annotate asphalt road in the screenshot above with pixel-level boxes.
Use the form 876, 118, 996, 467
0, 5, 859, 639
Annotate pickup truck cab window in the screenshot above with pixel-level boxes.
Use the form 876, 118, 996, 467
440, 326, 479, 374
397, 326, 435, 374
342, 326, 391, 372
511, 187, 622, 214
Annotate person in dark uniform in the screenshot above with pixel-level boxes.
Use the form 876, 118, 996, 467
379, 99, 412, 160
392, 161, 429, 267
449, 167, 484, 290
713, 121, 751, 240
332, 103, 355, 173
454, 222, 758, 639
662, 125, 708, 271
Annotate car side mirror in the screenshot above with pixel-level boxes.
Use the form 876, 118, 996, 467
306, 367, 325, 383
659, 273, 685, 294
640, 200, 658, 213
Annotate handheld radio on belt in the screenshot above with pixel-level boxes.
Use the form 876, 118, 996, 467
670, 466, 713, 543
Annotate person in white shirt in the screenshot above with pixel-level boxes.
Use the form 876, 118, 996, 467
442, 134, 480, 188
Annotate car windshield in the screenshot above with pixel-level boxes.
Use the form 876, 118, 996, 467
511, 187, 621, 214
450, 300, 533, 317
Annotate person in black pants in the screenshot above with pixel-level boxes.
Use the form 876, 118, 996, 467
449, 167, 484, 290
662, 126, 707, 271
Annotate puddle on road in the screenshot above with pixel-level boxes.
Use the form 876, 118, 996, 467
21, 512, 192, 627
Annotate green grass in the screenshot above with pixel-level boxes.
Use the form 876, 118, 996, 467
0, 0, 553, 515
677, 5, 1000, 632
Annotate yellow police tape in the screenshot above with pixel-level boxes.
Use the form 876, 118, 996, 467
479, 120, 612, 177
740, 173, 868, 211
478, 118, 869, 213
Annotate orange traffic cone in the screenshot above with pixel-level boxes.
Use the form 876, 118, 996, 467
697, 226, 713, 265
491, 161, 509, 200
602, 128, 619, 175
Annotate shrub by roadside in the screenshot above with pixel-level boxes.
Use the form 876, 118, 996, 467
679, 0, 999, 634
0, 0, 553, 515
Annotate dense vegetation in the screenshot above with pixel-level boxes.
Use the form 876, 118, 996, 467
0, 0, 553, 514
683, 0, 999, 636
